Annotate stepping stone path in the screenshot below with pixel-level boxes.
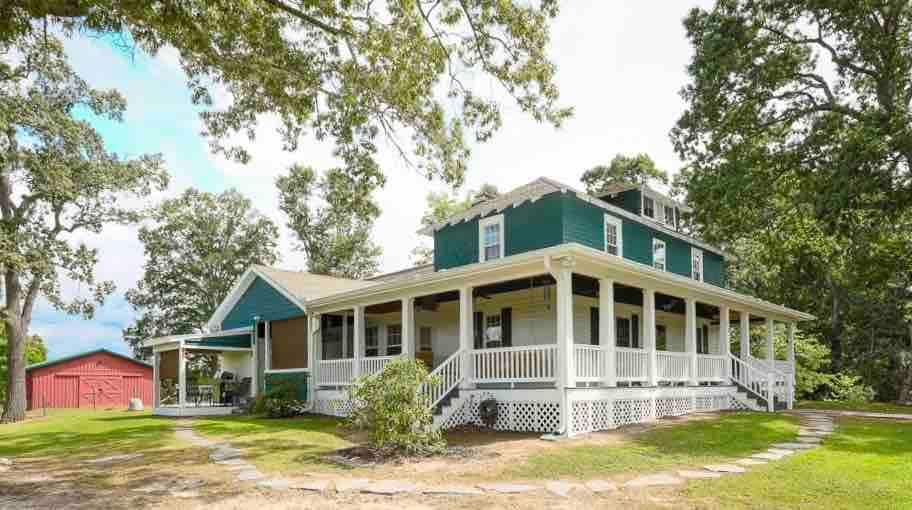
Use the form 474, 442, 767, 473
83, 453, 144, 465
167, 410, 837, 501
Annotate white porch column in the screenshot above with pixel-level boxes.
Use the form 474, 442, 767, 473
353, 306, 364, 379
787, 322, 796, 409
719, 306, 731, 358
644, 288, 657, 387
307, 313, 318, 400
459, 287, 474, 389
177, 342, 186, 409
739, 311, 751, 359
685, 297, 698, 386
341, 311, 349, 358
766, 317, 776, 412
556, 259, 575, 390
152, 350, 160, 408
401, 297, 415, 360
599, 279, 616, 387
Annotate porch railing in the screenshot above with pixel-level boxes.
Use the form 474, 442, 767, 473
657, 351, 690, 382
420, 350, 462, 409
360, 355, 397, 378
574, 345, 606, 382
697, 354, 727, 381
472, 344, 557, 383
318, 358, 354, 386
616, 347, 648, 382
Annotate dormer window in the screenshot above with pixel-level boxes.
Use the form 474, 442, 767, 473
643, 196, 655, 219
664, 205, 676, 228
479, 215, 505, 262
604, 215, 623, 256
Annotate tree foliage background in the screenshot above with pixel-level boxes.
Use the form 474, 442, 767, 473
674, 0, 912, 402
0, 325, 46, 404
411, 183, 499, 265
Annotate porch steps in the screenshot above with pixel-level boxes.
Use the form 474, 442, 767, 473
432, 387, 465, 430
731, 382, 788, 412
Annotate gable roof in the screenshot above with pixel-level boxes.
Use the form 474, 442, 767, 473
206, 265, 375, 330
417, 177, 724, 257
26, 348, 151, 371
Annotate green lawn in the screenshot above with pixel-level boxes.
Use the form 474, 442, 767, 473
683, 417, 912, 510
0, 409, 179, 459
191, 414, 353, 475
499, 412, 799, 480
795, 400, 912, 414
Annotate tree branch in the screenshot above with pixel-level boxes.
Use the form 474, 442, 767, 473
260, 0, 351, 37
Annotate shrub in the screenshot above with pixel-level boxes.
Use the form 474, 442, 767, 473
251, 379, 308, 418
824, 373, 876, 403
347, 358, 446, 455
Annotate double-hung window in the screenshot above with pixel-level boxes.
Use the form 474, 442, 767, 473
604, 215, 623, 256
419, 326, 432, 352
616, 317, 631, 348
652, 238, 666, 271
643, 196, 655, 219
691, 248, 703, 282
484, 314, 502, 347
386, 324, 402, 355
365, 326, 379, 357
696, 324, 710, 354
479, 215, 504, 262
664, 205, 676, 227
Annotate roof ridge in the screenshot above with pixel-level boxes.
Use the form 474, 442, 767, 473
27, 348, 150, 371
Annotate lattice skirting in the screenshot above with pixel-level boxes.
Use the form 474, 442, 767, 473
312, 398, 353, 417
570, 393, 734, 435
440, 393, 562, 433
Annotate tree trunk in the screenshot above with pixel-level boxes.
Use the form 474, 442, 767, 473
2, 317, 27, 422
829, 282, 842, 372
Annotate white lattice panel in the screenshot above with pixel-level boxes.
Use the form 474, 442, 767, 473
570, 399, 614, 434
312, 399, 352, 417
656, 397, 691, 418
729, 395, 751, 411
445, 393, 561, 433
613, 398, 653, 427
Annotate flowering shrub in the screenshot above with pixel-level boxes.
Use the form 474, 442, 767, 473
347, 358, 445, 455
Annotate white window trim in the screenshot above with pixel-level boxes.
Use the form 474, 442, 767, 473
604, 214, 623, 256
386, 324, 403, 353
641, 194, 656, 219
653, 238, 667, 271
478, 214, 505, 262
663, 204, 676, 228
691, 247, 704, 282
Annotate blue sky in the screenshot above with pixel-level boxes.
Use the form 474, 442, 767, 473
30, 2, 711, 360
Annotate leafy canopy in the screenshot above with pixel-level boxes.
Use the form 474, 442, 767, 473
2, 1, 571, 187
123, 189, 279, 355
581, 153, 668, 196
277, 165, 382, 279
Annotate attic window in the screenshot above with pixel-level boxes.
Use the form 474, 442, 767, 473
643, 196, 655, 219
664, 205, 675, 227
479, 215, 505, 262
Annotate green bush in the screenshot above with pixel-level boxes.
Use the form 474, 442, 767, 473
825, 373, 876, 403
250, 379, 308, 418
347, 358, 445, 455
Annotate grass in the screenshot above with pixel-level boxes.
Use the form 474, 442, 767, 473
795, 400, 912, 414
191, 414, 353, 475
682, 417, 912, 510
0, 408, 179, 459
498, 412, 799, 480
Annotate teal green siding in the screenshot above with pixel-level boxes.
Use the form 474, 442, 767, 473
507, 193, 564, 255
432, 191, 728, 288
185, 334, 251, 349
619, 189, 642, 215
704, 251, 725, 287
264, 372, 309, 400
222, 277, 304, 330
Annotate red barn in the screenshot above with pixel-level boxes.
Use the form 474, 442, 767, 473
26, 349, 153, 410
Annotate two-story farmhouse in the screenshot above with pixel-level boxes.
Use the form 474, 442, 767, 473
142, 177, 812, 436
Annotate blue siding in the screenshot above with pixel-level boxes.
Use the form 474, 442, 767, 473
221, 277, 304, 330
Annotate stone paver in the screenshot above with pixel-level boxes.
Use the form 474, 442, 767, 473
544, 481, 580, 497
226, 463, 258, 471
362, 480, 419, 495
291, 480, 332, 493
171, 490, 200, 499
767, 448, 796, 456
772, 442, 817, 450
703, 464, 746, 474
796, 436, 823, 443
422, 485, 483, 496
258, 479, 291, 490
215, 458, 247, 466
477, 482, 537, 494
585, 480, 618, 493
334, 479, 371, 492
237, 470, 264, 482
83, 453, 144, 465
677, 470, 722, 479
735, 458, 767, 466
624, 473, 684, 488
0, 458, 13, 466
751, 452, 786, 461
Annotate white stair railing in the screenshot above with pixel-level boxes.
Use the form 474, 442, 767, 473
420, 350, 463, 409
728, 354, 769, 401
318, 358, 355, 386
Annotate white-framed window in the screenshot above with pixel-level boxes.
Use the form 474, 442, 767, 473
386, 324, 402, 355
479, 214, 505, 262
419, 326, 432, 352
604, 214, 623, 256
642, 195, 655, 219
365, 326, 379, 357
691, 247, 703, 282
484, 314, 502, 347
653, 238, 666, 271
664, 204, 676, 227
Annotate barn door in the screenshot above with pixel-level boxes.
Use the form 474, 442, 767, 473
79, 376, 123, 408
